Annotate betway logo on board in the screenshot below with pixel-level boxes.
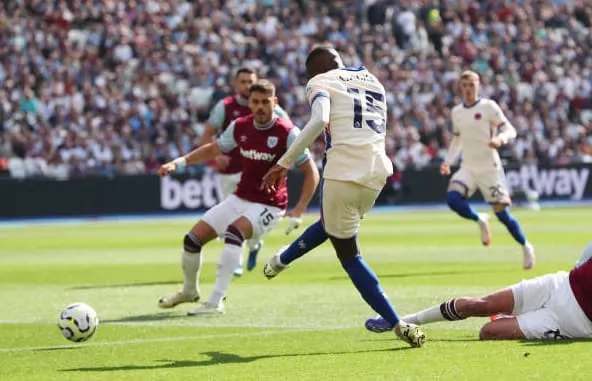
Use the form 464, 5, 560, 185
160, 173, 222, 210
240, 148, 276, 161
506, 165, 590, 200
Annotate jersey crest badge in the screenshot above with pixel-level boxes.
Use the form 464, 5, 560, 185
240, 135, 247, 142
267, 136, 278, 148
474, 113, 482, 120
233, 111, 240, 117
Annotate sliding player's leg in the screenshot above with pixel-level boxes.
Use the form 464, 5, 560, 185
367, 272, 564, 340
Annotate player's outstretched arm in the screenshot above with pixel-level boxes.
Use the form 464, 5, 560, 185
158, 142, 223, 176
489, 101, 517, 148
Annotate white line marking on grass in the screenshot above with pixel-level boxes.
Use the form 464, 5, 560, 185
0, 327, 342, 353
0, 319, 359, 330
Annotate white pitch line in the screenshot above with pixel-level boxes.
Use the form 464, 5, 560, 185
0, 327, 344, 353
0, 319, 357, 330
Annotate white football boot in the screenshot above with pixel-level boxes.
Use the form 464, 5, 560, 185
477, 213, 491, 246
187, 301, 225, 316
394, 321, 426, 348
157, 291, 200, 309
522, 242, 536, 270
263, 247, 289, 279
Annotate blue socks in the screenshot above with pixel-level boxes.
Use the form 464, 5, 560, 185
280, 220, 328, 265
342, 255, 400, 327
446, 191, 479, 221
495, 209, 527, 245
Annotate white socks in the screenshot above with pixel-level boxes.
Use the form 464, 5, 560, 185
402, 305, 445, 325
207, 243, 242, 306
181, 250, 202, 296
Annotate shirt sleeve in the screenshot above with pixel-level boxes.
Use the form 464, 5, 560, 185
489, 100, 516, 144
286, 128, 311, 167
216, 120, 237, 152
488, 100, 509, 127
305, 76, 331, 107
206, 100, 226, 130
277, 96, 330, 168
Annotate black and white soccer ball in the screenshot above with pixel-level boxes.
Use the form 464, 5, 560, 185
57, 303, 99, 342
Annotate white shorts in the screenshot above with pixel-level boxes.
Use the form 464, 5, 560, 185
511, 271, 592, 339
201, 194, 284, 242
321, 179, 381, 239
217, 172, 242, 200
450, 166, 511, 204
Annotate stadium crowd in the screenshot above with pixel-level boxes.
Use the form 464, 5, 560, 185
0, 0, 591, 179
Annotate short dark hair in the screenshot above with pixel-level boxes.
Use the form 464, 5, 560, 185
305, 44, 336, 67
249, 80, 276, 97
235, 67, 257, 78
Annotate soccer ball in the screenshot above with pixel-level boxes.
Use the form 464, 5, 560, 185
57, 303, 99, 342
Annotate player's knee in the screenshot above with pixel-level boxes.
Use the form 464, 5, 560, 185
492, 203, 508, 214
224, 224, 245, 247
479, 322, 499, 340
183, 233, 202, 253
329, 235, 359, 263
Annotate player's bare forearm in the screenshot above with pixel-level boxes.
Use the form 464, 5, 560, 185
292, 158, 320, 214
185, 141, 223, 166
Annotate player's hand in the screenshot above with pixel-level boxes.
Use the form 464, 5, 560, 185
488, 137, 503, 149
158, 162, 177, 176
215, 155, 231, 171
261, 164, 288, 193
440, 163, 451, 176
284, 209, 303, 235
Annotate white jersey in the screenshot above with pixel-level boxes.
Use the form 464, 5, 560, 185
451, 98, 516, 169
306, 66, 393, 190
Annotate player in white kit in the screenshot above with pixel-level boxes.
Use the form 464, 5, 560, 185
261, 46, 425, 347
440, 71, 535, 270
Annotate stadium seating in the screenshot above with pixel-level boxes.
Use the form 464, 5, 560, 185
0, 0, 590, 179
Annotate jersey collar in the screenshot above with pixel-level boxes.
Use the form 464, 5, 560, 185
462, 98, 482, 109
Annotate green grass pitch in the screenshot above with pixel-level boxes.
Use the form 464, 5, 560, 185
1, 207, 591, 381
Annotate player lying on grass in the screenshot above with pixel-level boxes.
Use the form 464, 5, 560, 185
261, 46, 425, 347
366, 242, 592, 340
441, 70, 535, 270
157, 80, 319, 315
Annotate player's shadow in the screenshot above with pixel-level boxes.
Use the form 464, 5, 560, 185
69, 281, 180, 290
519, 338, 591, 346
101, 312, 190, 324
62, 348, 412, 372
328, 269, 500, 281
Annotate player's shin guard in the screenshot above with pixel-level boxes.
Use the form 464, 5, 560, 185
181, 232, 203, 295
495, 209, 527, 245
280, 220, 328, 265
446, 191, 479, 221
342, 254, 400, 327
208, 225, 243, 306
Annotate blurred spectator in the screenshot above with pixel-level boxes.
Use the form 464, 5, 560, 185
0, 0, 590, 180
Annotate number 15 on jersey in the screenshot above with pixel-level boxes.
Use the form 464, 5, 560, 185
347, 87, 386, 134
